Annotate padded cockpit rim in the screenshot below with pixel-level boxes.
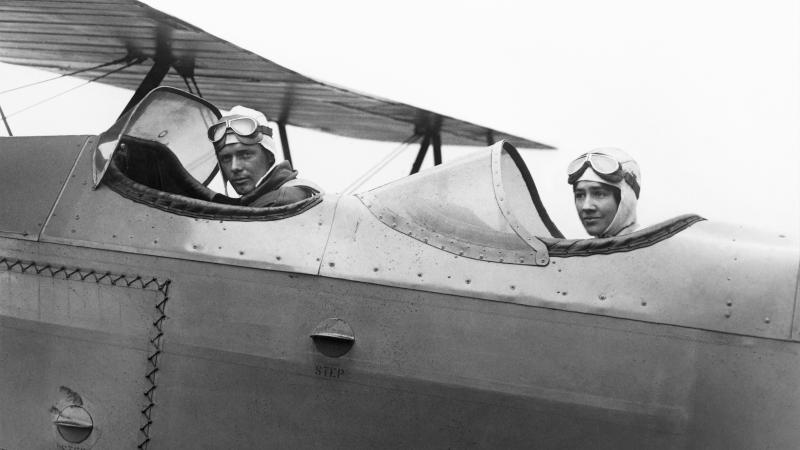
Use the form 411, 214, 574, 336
103, 159, 322, 221
540, 214, 705, 257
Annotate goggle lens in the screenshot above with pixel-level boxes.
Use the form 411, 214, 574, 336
208, 124, 225, 142
587, 154, 620, 175
207, 117, 260, 143
228, 117, 258, 136
567, 155, 589, 175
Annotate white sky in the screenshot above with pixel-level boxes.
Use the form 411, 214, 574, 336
0, 0, 797, 237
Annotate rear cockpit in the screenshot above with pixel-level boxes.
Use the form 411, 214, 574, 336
93, 87, 321, 220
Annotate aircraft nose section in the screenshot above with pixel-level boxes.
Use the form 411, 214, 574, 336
54, 405, 94, 444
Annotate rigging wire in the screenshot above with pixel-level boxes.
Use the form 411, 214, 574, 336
0, 102, 12, 136
5, 57, 144, 120
342, 133, 420, 195
0, 55, 132, 97
191, 76, 203, 98
181, 75, 195, 95
180, 74, 203, 98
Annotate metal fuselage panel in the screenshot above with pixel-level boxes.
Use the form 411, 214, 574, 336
0, 240, 163, 449
0, 136, 88, 241
322, 196, 799, 341
41, 139, 336, 275
1, 237, 799, 448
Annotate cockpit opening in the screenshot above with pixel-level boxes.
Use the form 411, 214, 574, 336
94, 87, 322, 220
358, 140, 704, 263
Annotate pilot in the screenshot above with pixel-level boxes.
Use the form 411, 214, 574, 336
567, 148, 641, 238
208, 106, 320, 207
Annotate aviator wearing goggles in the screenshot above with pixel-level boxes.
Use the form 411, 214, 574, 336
207, 116, 273, 149
567, 152, 640, 198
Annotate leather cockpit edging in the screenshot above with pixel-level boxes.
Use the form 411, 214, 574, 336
104, 160, 322, 221
541, 214, 705, 257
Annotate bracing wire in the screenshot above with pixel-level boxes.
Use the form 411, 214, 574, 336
0, 102, 12, 136
179, 75, 203, 98
191, 76, 203, 98
5, 57, 144, 119
342, 133, 420, 195
0, 55, 132, 97
181, 75, 195, 95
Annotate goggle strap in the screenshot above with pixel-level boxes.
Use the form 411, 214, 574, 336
257, 125, 272, 137
625, 173, 641, 198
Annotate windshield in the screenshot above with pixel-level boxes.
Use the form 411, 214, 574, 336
94, 87, 221, 187
357, 141, 561, 266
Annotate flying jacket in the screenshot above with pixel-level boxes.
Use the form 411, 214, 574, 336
237, 161, 320, 207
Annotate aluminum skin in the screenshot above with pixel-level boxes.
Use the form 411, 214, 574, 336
0, 131, 798, 447
0, 135, 89, 241
1, 235, 799, 449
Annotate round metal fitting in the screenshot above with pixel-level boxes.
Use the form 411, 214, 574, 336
310, 318, 355, 358
54, 405, 93, 444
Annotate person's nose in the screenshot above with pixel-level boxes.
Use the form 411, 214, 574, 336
579, 195, 596, 212
230, 156, 243, 172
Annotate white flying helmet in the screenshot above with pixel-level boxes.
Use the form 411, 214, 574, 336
567, 147, 641, 237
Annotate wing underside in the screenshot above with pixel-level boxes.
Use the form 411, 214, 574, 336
0, 0, 552, 148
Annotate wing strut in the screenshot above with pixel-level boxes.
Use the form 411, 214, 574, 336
409, 134, 431, 174
432, 132, 442, 165
409, 131, 443, 175
119, 57, 172, 118
277, 121, 293, 166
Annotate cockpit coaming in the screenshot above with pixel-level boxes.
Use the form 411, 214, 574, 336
93, 87, 321, 221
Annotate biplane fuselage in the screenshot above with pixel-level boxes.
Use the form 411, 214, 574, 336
0, 87, 798, 449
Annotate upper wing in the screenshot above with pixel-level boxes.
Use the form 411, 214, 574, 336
0, 0, 553, 149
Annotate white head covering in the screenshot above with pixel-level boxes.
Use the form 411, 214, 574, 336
572, 147, 641, 237
214, 105, 280, 196
216, 105, 278, 154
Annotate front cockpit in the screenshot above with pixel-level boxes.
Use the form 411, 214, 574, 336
358, 141, 562, 266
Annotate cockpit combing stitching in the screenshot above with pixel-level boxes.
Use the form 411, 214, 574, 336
0, 255, 170, 449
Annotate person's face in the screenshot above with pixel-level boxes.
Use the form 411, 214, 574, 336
217, 142, 269, 195
573, 181, 619, 237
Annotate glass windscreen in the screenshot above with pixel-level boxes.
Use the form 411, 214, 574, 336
94, 87, 221, 187
357, 141, 555, 266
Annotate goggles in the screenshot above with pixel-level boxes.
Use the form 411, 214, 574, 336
207, 117, 273, 147
567, 152, 640, 198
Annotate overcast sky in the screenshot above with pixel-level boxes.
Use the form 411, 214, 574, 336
0, 0, 797, 237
